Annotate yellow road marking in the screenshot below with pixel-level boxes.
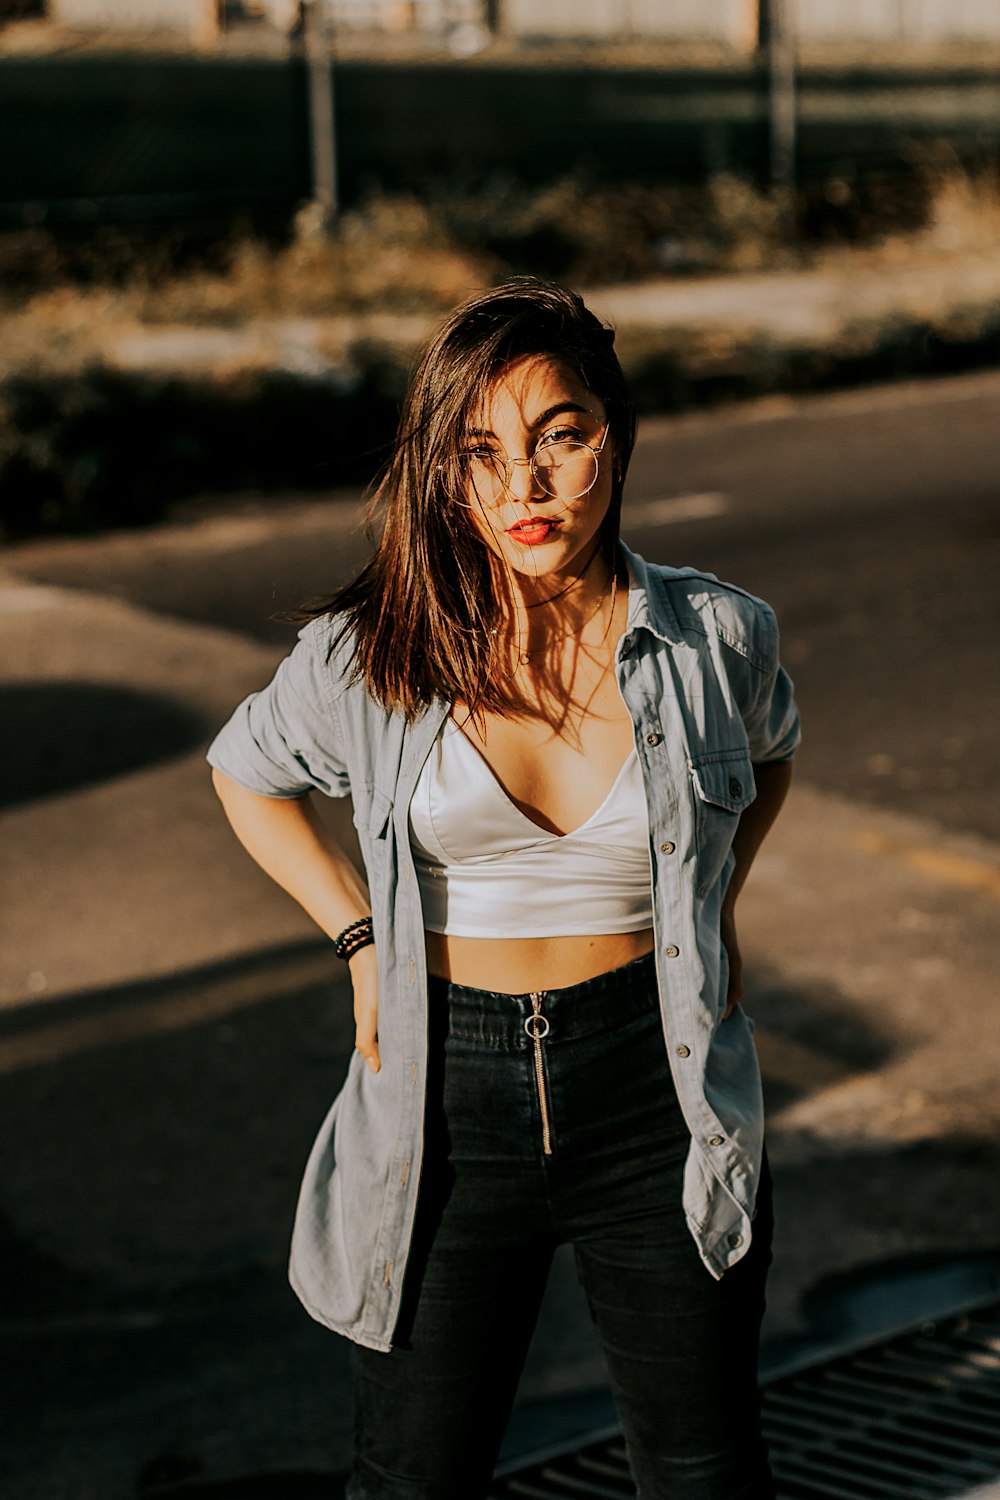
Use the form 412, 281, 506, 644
625, 492, 728, 526
853, 831, 1000, 899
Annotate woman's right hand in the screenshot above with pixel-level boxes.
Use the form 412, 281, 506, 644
349, 944, 380, 1073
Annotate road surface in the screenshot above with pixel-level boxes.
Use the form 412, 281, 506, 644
2, 369, 999, 1499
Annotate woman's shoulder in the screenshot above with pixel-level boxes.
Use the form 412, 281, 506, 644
293, 611, 363, 701
293, 611, 411, 739
624, 546, 779, 669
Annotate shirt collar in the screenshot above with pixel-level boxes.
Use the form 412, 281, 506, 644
619, 540, 687, 646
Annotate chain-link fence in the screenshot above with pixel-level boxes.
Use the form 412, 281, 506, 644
2, 1, 999, 234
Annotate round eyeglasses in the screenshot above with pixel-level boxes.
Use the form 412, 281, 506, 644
453, 425, 611, 506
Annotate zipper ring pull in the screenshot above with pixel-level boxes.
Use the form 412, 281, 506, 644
524, 1014, 550, 1040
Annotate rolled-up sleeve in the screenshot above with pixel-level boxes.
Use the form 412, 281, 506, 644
744, 604, 801, 763
206, 620, 351, 799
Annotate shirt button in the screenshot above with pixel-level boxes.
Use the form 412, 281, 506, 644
728, 1232, 743, 1249
709, 1134, 725, 1146
664, 944, 680, 958
729, 776, 743, 797
675, 1044, 691, 1058
646, 732, 662, 746
659, 841, 675, 855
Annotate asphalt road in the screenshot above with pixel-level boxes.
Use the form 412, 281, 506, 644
3, 368, 1000, 1500
9, 367, 1000, 842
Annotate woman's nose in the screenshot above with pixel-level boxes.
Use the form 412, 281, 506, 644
504, 456, 545, 503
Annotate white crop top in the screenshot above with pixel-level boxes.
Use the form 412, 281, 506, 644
409, 721, 654, 938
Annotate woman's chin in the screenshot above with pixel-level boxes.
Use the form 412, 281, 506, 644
496, 532, 595, 578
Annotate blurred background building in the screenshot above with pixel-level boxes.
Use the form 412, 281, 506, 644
11, 0, 1000, 48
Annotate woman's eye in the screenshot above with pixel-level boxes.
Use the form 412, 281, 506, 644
538, 426, 582, 448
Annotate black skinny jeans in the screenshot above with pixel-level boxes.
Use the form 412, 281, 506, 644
346, 952, 775, 1500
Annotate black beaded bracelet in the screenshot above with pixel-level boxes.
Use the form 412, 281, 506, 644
333, 916, 374, 962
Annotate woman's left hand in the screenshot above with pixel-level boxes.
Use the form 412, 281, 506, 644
720, 904, 744, 1020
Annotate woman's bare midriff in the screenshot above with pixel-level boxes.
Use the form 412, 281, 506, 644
426, 927, 656, 993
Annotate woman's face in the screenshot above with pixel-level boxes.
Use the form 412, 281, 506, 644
457, 354, 616, 590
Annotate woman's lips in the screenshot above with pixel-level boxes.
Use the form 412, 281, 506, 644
505, 519, 563, 546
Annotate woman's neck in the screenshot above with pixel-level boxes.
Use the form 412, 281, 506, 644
501, 541, 617, 648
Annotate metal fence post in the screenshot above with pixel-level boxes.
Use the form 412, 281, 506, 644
766, 0, 797, 218
302, 0, 337, 225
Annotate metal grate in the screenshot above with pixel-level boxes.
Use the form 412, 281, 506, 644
490, 1301, 1000, 1499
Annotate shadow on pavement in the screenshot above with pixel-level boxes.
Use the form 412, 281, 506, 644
0, 940, 357, 1500
749, 969, 896, 1113
0, 682, 209, 808
797, 1246, 1000, 1352
1, 946, 995, 1499
138, 1473, 349, 1499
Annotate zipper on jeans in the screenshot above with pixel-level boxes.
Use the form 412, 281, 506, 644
525, 993, 553, 1156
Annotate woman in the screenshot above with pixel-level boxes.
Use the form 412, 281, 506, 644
207, 278, 799, 1499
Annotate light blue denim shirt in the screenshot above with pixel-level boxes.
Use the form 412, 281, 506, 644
207, 543, 800, 1351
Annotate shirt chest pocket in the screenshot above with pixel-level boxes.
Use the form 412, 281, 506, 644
689, 751, 756, 896
358, 788, 394, 840
352, 787, 395, 898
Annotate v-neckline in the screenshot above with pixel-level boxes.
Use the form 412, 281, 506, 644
445, 721, 637, 841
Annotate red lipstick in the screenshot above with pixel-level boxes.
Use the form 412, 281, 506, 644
506, 518, 563, 546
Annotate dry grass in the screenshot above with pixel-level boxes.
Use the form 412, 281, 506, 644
908, 163, 1000, 255
0, 195, 489, 377
817, 159, 1000, 271
1, 161, 998, 383
5, 158, 999, 538
0, 172, 803, 377
127, 198, 489, 325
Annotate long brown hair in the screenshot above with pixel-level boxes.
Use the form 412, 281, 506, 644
299, 277, 636, 719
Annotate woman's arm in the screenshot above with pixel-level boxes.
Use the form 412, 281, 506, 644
720, 757, 794, 1019
211, 768, 381, 1071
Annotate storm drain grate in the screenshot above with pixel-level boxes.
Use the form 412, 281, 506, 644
490, 1301, 1000, 1499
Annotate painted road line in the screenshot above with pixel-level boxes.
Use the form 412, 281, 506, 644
638, 367, 1000, 442
625, 491, 728, 526
0, 583, 69, 612
854, 830, 1000, 900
